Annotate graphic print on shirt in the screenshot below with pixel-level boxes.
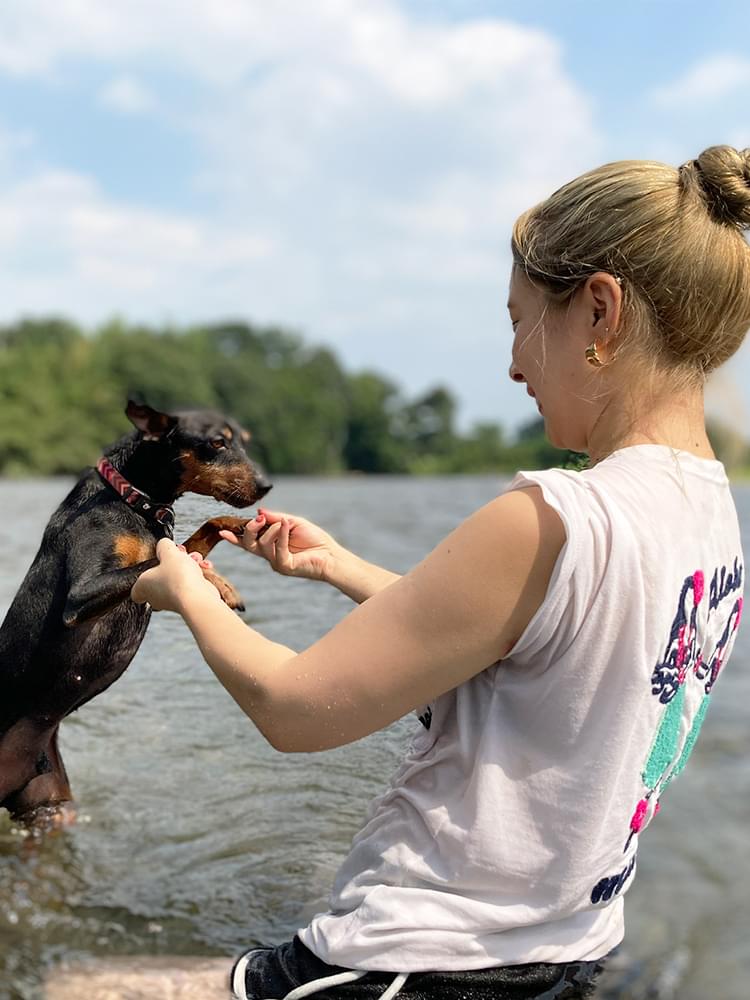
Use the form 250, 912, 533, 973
624, 559, 743, 852
590, 559, 743, 906
417, 705, 433, 730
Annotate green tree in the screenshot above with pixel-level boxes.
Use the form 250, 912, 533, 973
4, 316, 737, 478
343, 372, 408, 473
707, 417, 750, 471
398, 386, 457, 461
91, 321, 217, 412
509, 416, 570, 470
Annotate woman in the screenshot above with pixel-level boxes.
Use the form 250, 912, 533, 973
133, 145, 750, 1000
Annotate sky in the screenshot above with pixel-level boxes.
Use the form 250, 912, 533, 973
0, 0, 748, 433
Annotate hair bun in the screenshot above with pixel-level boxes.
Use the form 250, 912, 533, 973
685, 145, 750, 229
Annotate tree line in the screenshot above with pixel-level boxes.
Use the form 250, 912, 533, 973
0, 318, 745, 477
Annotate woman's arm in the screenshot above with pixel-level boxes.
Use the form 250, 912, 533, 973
132, 486, 564, 753
324, 549, 402, 604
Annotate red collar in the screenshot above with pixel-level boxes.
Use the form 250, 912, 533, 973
96, 457, 175, 534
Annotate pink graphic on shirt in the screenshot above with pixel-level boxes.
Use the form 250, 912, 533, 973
629, 797, 649, 835
618, 559, 743, 862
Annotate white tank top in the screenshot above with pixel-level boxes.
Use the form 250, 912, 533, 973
298, 446, 745, 972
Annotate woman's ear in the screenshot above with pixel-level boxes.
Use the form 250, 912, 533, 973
584, 273, 623, 342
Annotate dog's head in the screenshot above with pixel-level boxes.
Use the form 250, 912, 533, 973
126, 401, 271, 507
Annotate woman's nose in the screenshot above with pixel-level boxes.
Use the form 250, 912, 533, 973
508, 361, 525, 384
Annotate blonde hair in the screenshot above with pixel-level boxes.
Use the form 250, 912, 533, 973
511, 145, 750, 381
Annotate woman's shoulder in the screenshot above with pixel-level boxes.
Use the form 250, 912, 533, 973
507, 446, 732, 525
585, 444, 729, 486
504, 465, 598, 550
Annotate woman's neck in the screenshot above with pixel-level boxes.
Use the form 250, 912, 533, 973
585, 385, 714, 467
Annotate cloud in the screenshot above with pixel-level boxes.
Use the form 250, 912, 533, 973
188, 6, 599, 283
0, 170, 276, 309
651, 53, 750, 109
0, 1, 599, 428
0, 121, 34, 173
0, 1, 355, 83
98, 75, 156, 115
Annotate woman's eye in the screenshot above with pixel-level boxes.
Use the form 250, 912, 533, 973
210, 437, 227, 450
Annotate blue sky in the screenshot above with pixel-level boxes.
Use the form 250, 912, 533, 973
0, 1, 748, 433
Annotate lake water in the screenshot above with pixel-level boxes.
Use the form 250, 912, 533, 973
0, 475, 748, 1000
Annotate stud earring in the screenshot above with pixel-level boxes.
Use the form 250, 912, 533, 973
585, 342, 604, 367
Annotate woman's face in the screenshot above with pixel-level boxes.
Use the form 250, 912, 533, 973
506, 266, 600, 452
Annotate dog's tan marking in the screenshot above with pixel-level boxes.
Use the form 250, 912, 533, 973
240, 428, 252, 444
114, 535, 155, 567
222, 426, 234, 441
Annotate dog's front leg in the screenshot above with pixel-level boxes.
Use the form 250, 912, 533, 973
62, 560, 158, 627
198, 568, 245, 611
181, 517, 248, 611
64, 558, 245, 624
181, 516, 249, 558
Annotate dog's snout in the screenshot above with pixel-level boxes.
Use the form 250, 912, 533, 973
254, 472, 272, 499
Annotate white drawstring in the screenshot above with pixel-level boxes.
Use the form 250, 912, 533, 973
232, 951, 258, 997
376, 972, 409, 1000
280, 970, 368, 999
232, 949, 409, 1000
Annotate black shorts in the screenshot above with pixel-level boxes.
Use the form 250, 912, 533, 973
231, 935, 607, 999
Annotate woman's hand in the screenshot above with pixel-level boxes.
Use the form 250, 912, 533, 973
131, 539, 223, 612
219, 508, 343, 582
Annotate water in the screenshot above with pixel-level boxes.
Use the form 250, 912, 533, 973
1, 476, 748, 1000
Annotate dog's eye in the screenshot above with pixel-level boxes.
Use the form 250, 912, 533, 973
210, 437, 227, 450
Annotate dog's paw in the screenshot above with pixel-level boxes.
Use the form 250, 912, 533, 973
12, 800, 78, 836
202, 568, 245, 611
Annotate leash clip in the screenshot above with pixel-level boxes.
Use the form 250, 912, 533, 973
154, 507, 175, 530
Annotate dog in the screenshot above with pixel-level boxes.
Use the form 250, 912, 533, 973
0, 401, 269, 826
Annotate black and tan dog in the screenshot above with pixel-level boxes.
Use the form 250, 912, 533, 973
0, 401, 269, 825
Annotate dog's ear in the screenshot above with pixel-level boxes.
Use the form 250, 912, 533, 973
125, 401, 178, 440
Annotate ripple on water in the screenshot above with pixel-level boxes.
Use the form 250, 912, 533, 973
1, 477, 750, 999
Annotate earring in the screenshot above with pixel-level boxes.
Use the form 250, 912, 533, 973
585, 342, 604, 367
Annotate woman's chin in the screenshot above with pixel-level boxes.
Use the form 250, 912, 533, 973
545, 423, 582, 453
